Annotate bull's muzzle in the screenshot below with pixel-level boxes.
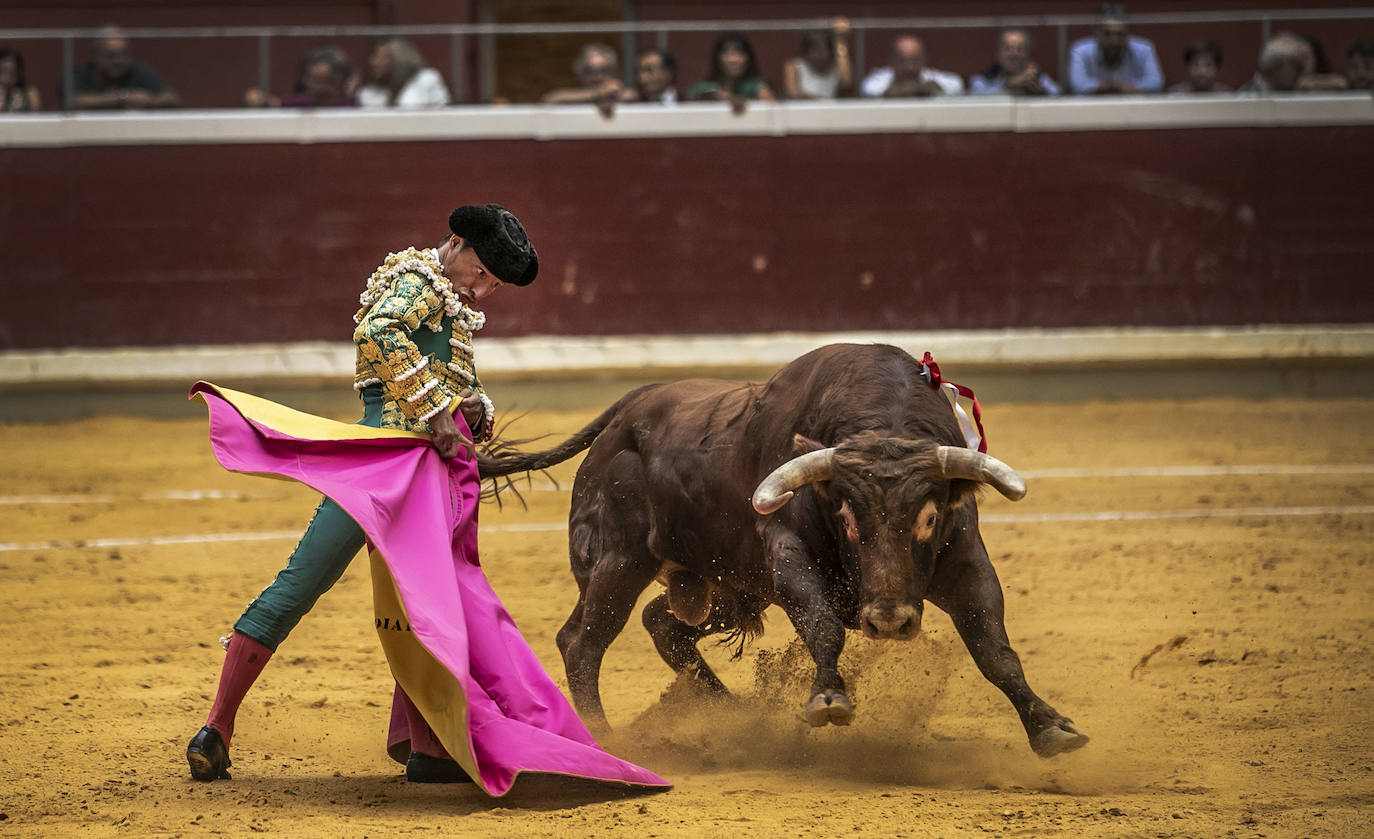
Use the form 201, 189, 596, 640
859, 600, 922, 640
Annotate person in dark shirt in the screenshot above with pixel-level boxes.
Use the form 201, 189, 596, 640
1, 48, 42, 111
688, 32, 776, 106
968, 28, 1062, 96
243, 45, 357, 108
62, 25, 179, 110
1349, 40, 1374, 90
1168, 41, 1232, 94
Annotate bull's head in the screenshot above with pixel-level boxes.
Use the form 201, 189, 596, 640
752, 432, 1026, 641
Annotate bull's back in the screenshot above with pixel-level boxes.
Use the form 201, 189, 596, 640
586, 378, 762, 486
750, 344, 965, 454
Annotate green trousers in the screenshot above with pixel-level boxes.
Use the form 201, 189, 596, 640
233, 389, 384, 651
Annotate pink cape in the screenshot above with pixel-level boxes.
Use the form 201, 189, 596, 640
191, 382, 668, 795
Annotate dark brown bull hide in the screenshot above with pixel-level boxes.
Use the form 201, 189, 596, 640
479, 344, 1088, 758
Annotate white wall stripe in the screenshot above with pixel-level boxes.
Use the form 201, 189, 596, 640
3, 97, 1371, 150
6, 325, 1372, 388
3, 505, 1372, 552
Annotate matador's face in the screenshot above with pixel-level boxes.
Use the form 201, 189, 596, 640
439, 236, 503, 307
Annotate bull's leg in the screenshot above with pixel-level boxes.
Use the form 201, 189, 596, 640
641, 593, 730, 694
930, 540, 1089, 758
555, 548, 659, 731
557, 450, 660, 731
764, 524, 852, 727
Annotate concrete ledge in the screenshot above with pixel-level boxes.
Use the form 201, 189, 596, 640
4, 325, 1372, 391
3, 96, 1371, 149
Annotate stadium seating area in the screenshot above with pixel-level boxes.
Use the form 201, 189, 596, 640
1, 3, 1371, 111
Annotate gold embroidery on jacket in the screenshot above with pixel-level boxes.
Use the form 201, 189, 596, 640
352, 248, 490, 437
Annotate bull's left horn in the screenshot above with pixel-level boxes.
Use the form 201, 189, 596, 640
752, 448, 836, 514
936, 446, 1027, 501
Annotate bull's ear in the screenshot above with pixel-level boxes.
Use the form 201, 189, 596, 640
948, 479, 981, 511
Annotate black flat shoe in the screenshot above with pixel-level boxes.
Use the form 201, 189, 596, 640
187, 725, 232, 781
405, 751, 472, 784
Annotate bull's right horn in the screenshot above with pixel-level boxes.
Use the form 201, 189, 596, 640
752, 448, 836, 514
936, 446, 1027, 501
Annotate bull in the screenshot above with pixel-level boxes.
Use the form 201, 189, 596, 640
479, 343, 1088, 758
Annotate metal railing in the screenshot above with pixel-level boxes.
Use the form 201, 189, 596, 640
2, 7, 1371, 109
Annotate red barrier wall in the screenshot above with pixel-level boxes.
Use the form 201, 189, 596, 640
2, 119, 1371, 350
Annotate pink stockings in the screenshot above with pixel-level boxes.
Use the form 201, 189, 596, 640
205, 630, 273, 747
208, 631, 449, 762
391, 682, 452, 760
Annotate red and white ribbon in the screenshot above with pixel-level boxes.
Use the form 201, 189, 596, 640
919, 352, 987, 453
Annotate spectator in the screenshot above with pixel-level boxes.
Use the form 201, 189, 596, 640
1067, 5, 1163, 95
968, 28, 1061, 96
1240, 34, 1310, 93
634, 48, 678, 104
1, 48, 42, 112
61, 24, 179, 110
687, 32, 776, 104
357, 38, 450, 108
860, 34, 964, 98
1349, 40, 1374, 90
782, 18, 853, 100
1168, 40, 1231, 94
1291, 33, 1349, 91
541, 42, 635, 116
245, 45, 355, 108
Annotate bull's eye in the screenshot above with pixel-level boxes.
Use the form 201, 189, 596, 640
913, 499, 939, 542
839, 500, 860, 543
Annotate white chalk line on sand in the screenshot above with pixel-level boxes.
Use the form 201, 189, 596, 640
1018, 464, 1374, 480
3, 505, 1373, 553
0, 489, 255, 505
5, 464, 1368, 506
526, 464, 1374, 492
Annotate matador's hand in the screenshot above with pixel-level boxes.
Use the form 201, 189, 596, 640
454, 389, 485, 434
428, 408, 475, 461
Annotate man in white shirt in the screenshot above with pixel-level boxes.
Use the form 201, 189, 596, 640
861, 34, 964, 98
634, 48, 679, 104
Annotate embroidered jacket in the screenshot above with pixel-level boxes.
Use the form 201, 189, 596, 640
352, 248, 494, 438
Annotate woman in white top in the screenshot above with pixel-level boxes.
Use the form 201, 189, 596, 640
357, 38, 451, 108
782, 20, 853, 100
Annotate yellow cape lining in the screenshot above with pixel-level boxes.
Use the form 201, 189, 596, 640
191, 382, 430, 443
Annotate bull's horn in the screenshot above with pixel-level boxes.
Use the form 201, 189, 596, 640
936, 446, 1027, 501
752, 448, 836, 514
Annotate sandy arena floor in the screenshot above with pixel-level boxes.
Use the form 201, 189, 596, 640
1, 390, 1372, 838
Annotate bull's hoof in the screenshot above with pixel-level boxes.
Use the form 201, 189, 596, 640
1030, 722, 1089, 758
804, 690, 854, 727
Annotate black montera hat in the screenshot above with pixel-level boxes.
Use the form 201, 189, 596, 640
448, 204, 538, 286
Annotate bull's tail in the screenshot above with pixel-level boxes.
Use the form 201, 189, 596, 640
477, 384, 656, 479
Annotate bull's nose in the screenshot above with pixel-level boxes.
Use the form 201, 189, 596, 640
859, 602, 921, 640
